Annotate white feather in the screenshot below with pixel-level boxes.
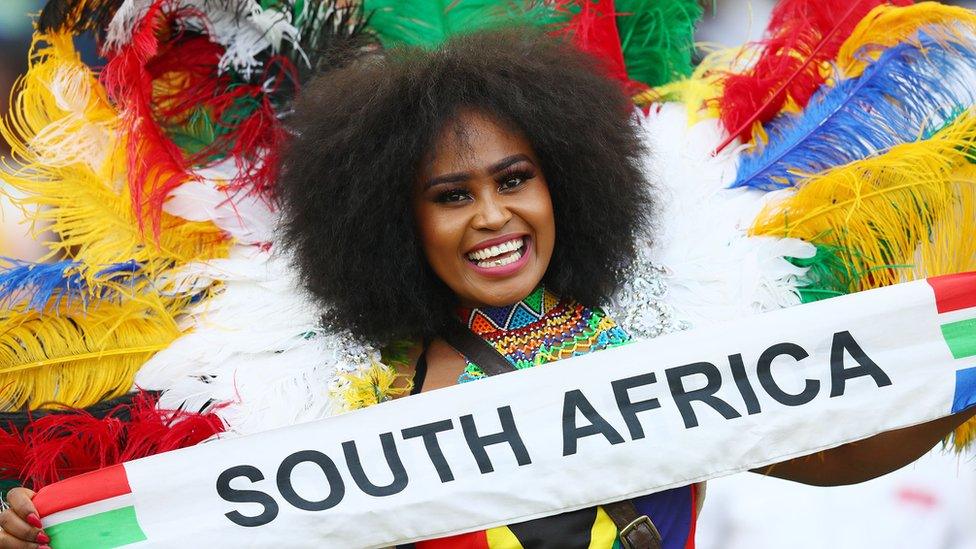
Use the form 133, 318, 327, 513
138, 246, 379, 436
103, 0, 147, 51
164, 161, 278, 244
637, 103, 816, 329
181, 0, 301, 79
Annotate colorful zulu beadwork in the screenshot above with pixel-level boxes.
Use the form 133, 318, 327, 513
455, 286, 631, 383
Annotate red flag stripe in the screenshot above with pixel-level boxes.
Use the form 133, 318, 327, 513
415, 530, 489, 549
33, 464, 131, 517
927, 273, 976, 314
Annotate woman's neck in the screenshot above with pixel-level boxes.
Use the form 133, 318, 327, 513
456, 285, 557, 334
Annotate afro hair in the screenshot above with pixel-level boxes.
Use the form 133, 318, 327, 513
278, 28, 654, 345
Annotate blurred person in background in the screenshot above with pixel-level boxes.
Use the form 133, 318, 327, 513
0, 0, 46, 261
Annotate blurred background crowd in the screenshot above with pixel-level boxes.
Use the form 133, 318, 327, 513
1, 1, 975, 547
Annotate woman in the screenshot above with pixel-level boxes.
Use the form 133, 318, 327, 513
2, 28, 973, 549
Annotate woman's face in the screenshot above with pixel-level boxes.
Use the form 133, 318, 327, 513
413, 110, 556, 308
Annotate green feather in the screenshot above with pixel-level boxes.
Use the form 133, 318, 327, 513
788, 241, 915, 304
789, 244, 856, 303
615, 0, 702, 87
363, 0, 569, 49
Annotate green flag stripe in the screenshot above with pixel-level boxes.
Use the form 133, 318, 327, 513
941, 318, 976, 359
46, 506, 146, 549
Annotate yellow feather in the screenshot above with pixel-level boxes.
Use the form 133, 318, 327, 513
837, 2, 976, 77
950, 417, 976, 451
338, 362, 412, 411
0, 33, 230, 270
751, 109, 976, 290
0, 289, 186, 411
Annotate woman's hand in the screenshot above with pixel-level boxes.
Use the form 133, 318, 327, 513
0, 488, 50, 549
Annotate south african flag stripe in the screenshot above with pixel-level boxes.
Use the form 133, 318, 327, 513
34, 464, 146, 549
928, 273, 976, 413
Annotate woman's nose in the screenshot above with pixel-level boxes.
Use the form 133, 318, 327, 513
472, 194, 512, 230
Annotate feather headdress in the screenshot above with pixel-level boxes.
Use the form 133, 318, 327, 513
4, 0, 976, 490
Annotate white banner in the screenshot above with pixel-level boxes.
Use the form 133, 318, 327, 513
35, 274, 976, 548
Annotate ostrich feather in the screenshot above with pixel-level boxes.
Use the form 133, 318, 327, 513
716, 0, 914, 150
136, 247, 382, 436
784, 243, 858, 303
363, 0, 568, 48
553, 0, 628, 84
105, 0, 302, 78
163, 161, 278, 245
634, 44, 744, 122
102, 4, 289, 231
278, 0, 375, 103
837, 2, 976, 77
732, 36, 976, 190
0, 33, 230, 269
635, 103, 815, 330
183, 0, 301, 79
102, 2, 203, 235
0, 391, 223, 489
615, 0, 702, 88
0, 259, 141, 313
750, 108, 976, 293
0, 293, 185, 411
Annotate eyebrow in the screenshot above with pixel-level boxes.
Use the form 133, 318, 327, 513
424, 154, 532, 190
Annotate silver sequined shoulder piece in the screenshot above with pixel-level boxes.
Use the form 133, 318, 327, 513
604, 248, 691, 341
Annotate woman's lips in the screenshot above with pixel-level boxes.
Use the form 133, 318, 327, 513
465, 236, 532, 277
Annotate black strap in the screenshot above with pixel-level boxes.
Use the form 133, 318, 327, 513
410, 337, 431, 396
440, 321, 513, 376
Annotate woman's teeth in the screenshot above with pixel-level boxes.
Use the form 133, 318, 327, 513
476, 249, 522, 268
467, 238, 525, 268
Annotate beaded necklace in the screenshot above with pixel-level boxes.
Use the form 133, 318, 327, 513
455, 286, 631, 383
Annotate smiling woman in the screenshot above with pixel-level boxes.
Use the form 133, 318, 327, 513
5, 2, 976, 549
274, 29, 700, 547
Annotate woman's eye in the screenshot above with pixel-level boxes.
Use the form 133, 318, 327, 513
500, 176, 524, 190
435, 188, 470, 203
499, 170, 532, 190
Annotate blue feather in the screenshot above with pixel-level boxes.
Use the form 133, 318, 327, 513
0, 259, 143, 312
732, 35, 976, 191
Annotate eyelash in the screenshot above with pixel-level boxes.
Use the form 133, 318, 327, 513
434, 168, 535, 204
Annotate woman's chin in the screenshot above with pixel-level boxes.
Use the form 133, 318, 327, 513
459, 274, 543, 308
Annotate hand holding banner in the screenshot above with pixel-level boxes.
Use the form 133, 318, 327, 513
34, 274, 976, 548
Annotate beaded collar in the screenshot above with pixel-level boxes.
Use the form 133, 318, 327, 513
455, 286, 631, 383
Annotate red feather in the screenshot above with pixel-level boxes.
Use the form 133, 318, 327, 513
101, 0, 189, 237
554, 0, 630, 85
0, 392, 224, 490
147, 38, 291, 200
715, 0, 913, 153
